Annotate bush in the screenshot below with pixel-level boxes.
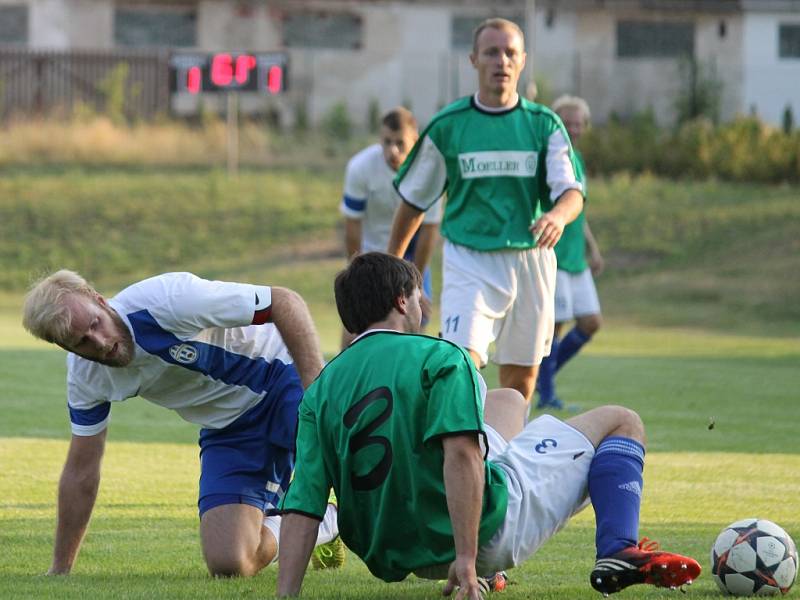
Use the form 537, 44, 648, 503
581, 114, 800, 183
322, 101, 352, 141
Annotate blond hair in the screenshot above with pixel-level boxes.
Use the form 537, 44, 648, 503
22, 269, 96, 345
472, 18, 525, 54
552, 94, 592, 124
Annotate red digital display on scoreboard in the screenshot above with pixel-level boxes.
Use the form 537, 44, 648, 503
169, 52, 287, 94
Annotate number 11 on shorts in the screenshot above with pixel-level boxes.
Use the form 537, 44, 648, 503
443, 315, 460, 333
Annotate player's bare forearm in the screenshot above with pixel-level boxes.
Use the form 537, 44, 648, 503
276, 513, 319, 597
412, 223, 439, 277
441, 434, 484, 598
583, 220, 605, 276
50, 432, 106, 574
343, 218, 362, 260
442, 435, 483, 562
387, 202, 425, 258
531, 189, 584, 248
270, 287, 325, 389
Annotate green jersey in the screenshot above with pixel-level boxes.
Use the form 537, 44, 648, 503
395, 95, 584, 251
281, 331, 509, 582
553, 150, 588, 273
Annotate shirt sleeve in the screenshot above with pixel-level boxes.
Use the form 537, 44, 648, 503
545, 128, 584, 202
421, 194, 444, 225
162, 273, 271, 332
280, 394, 331, 519
422, 343, 486, 443
394, 134, 448, 212
66, 361, 111, 436
340, 156, 368, 219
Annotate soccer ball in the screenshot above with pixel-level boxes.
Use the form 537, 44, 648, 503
711, 518, 798, 596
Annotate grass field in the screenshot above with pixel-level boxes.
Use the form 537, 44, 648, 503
1, 167, 799, 598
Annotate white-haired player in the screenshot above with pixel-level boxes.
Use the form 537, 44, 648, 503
23, 270, 340, 577
536, 95, 604, 410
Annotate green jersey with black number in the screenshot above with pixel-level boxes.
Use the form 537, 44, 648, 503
280, 331, 509, 582
394, 95, 584, 251
553, 150, 588, 273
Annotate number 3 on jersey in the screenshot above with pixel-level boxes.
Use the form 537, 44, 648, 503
343, 386, 394, 491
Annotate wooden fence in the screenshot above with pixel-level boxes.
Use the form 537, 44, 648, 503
0, 48, 170, 120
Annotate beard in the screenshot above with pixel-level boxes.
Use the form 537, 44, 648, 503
85, 307, 135, 368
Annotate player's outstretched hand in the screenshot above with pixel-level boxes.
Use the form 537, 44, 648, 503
530, 212, 566, 249
442, 557, 483, 599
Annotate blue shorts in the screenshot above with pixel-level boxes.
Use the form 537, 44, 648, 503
197, 377, 302, 517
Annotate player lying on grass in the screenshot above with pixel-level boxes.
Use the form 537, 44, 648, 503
276, 253, 701, 598
22, 270, 341, 577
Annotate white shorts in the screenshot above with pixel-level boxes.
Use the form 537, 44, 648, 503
554, 268, 601, 323
440, 241, 557, 367
476, 415, 595, 574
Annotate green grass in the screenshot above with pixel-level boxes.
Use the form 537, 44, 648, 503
2, 168, 799, 597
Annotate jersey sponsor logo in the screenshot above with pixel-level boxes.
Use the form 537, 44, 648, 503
458, 151, 538, 179
168, 343, 199, 365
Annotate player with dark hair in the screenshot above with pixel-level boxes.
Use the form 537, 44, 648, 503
340, 106, 442, 347
276, 252, 701, 599
22, 270, 341, 577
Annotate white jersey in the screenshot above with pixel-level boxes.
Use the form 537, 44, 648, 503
66, 272, 297, 435
340, 144, 443, 253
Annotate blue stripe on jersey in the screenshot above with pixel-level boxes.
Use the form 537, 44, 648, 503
343, 194, 367, 212
69, 401, 111, 426
126, 309, 294, 397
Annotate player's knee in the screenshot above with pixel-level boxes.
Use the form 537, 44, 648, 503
205, 548, 266, 578
603, 405, 645, 445
578, 314, 602, 336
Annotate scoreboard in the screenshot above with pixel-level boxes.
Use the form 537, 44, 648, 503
169, 52, 287, 94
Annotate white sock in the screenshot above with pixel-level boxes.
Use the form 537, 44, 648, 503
316, 502, 339, 546
263, 514, 281, 565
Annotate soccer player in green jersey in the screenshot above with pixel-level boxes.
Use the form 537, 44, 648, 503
388, 17, 584, 407
276, 253, 701, 599
536, 95, 605, 410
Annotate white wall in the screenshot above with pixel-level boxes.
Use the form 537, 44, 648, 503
742, 12, 800, 125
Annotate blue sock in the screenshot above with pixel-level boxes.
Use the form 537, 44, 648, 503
536, 337, 559, 403
589, 436, 645, 558
555, 326, 591, 372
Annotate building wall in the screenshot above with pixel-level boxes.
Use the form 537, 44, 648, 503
535, 6, 744, 125
9, 0, 799, 127
742, 11, 800, 125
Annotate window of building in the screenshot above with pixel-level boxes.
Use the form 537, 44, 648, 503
0, 5, 28, 45
779, 24, 800, 58
283, 12, 362, 50
114, 6, 197, 48
617, 20, 694, 58
451, 15, 526, 50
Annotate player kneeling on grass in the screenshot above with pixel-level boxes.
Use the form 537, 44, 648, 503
22, 270, 341, 577
276, 253, 701, 598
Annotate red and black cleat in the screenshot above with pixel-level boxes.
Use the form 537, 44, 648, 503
590, 538, 702, 596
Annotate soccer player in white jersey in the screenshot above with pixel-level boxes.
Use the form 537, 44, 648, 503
340, 107, 442, 346
388, 18, 584, 407
22, 270, 340, 577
